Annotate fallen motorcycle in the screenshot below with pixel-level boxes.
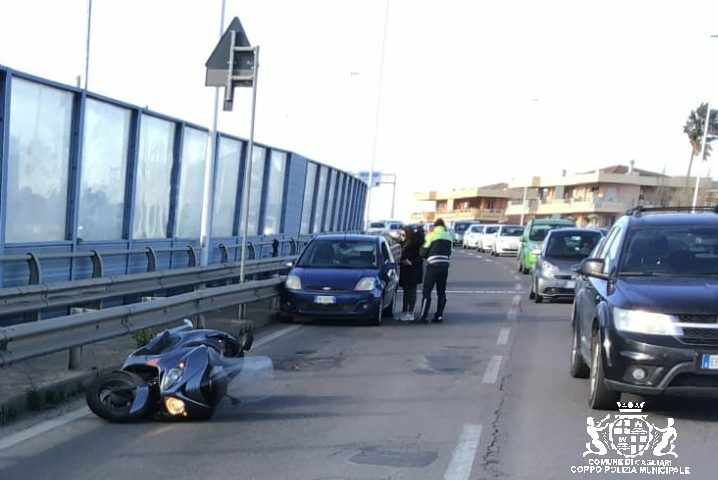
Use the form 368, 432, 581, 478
86, 320, 269, 422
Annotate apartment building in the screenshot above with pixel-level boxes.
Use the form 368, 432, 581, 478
411, 183, 513, 224
411, 163, 713, 228
505, 163, 711, 227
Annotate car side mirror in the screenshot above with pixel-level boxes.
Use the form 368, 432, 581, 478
239, 332, 254, 351
580, 258, 608, 279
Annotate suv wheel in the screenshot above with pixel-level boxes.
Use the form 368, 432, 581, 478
569, 324, 590, 378
589, 334, 619, 409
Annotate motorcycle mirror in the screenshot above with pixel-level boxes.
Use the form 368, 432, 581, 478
240, 332, 254, 351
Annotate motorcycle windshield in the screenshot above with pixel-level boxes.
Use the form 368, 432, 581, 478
223, 355, 274, 406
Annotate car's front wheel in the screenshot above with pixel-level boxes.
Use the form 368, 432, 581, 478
589, 334, 620, 409
368, 302, 382, 326
569, 324, 590, 378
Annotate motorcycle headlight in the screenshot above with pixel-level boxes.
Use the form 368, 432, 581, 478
161, 364, 185, 390
164, 397, 187, 416
613, 307, 681, 336
285, 275, 302, 290
355, 277, 376, 291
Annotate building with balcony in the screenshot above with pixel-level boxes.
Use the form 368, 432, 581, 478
411, 183, 513, 225
505, 163, 711, 227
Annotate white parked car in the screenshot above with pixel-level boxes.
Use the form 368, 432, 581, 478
461, 224, 484, 248
476, 224, 501, 252
366, 220, 404, 241
491, 224, 524, 256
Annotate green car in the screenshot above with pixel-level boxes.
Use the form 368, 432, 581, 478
517, 218, 576, 274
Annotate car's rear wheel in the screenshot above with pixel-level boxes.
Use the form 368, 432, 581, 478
589, 334, 619, 409
569, 324, 590, 378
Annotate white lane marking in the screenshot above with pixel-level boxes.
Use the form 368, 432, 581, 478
482, 355, 503, 384
0, 407, 90, 452
497, 328, 510, 345
443, 424, 483, 480
515, 283, 522, 290
445, 290, 519, 294
512, 294, 521, 305
0, 324, 303, 453
506, 309, 518, 321
253, 324, 303, 349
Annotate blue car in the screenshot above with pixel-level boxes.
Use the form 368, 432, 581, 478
280, 234, 399, 325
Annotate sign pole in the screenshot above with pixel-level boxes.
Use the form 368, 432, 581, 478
239, 45, 260, 284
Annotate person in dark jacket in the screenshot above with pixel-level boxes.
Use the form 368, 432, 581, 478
398, 224, 425, 321
419, 218, 452, 323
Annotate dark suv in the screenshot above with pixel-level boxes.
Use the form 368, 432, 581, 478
570, 206, 718, 409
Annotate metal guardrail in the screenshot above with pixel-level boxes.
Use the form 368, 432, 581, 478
0, 277, 284, 366
0, 255, 296, 319
0, 245, 198, 286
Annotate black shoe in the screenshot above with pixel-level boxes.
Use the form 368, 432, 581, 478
432, 316, 444, 323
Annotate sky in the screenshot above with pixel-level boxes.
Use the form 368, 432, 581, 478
2, 0, 718, 221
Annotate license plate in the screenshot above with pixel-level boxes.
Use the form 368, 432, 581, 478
701, 354, 718, 370
566, 281, 576, 289
314, 295, 336, 305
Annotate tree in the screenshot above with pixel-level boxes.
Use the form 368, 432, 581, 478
682, 103, 716, 203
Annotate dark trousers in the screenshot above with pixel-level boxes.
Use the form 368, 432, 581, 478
402, 286, 417, 312
421, 264, 449, 318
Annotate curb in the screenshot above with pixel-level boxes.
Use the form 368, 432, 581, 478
0, 369, 104, 426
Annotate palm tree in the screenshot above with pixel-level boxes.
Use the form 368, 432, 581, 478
682, 103, 714, 203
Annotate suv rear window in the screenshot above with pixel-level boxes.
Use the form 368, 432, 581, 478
529, 224, 566, 241
619, 226, 718, 276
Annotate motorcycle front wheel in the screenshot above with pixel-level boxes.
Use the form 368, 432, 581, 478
86, 371, 150, 422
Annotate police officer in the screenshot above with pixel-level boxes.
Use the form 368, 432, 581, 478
419, 218, 452, 323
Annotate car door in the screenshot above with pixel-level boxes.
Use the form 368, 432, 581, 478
380, 239, 399, 306
576, 225, 623, 358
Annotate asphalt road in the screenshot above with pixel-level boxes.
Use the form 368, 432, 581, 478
1, 249, 716, 479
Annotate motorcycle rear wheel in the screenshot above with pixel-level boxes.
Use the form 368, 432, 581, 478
86, 371, 150, 422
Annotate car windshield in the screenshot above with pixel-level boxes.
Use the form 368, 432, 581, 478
388, 223, 402, 230
529, 225, 566, 241
369, 222, 385, 229
454, 223, 471, 233
544, 232, 602, 259
469, 226, 482, 233
297, 240, 378, 268
500, 226, 523, 236
485, 226, 499, 234
619, 226, 718, 276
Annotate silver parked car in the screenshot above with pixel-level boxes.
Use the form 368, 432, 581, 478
529, 228, 604, 303
366, 220, 404, 241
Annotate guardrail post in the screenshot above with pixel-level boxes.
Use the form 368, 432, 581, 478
247, 242, 256, 260
272, 239, 279, 257
23, 253, 43, 322
68, 307, 95, 370
186, 246, 197, 267
219, 244, 229, 263
89, 250, 103, 278
290, 238, 297, 255
145, 247, 157, 272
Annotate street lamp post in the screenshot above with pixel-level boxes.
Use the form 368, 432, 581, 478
365, 0, 390, 227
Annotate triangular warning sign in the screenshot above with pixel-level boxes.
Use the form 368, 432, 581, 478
205, 17, 254, 87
